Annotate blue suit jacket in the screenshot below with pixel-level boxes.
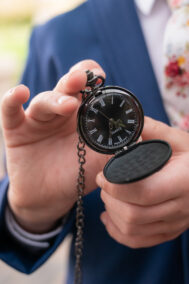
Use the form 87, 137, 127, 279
0, 0, 189, 283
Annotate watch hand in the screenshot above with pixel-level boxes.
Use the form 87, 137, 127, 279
109, 120, 114, 136
119, 122, 127, 128
98, 110, 111, 121
109, 120, 113, 141
114, 119, 127, 129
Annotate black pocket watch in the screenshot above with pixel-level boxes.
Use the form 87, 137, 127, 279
74, 71, 172, 284
77, 70, 172, 184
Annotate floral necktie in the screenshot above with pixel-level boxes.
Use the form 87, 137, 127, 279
163, 0, 189, 131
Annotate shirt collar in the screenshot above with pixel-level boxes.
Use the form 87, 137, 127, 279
135, 0, 157, 15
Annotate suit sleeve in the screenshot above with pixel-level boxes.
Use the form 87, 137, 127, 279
0, 27, 75, 274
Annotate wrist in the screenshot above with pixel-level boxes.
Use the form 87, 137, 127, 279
7, 184, 75, 233
8, 192, 62, 234
8, 204, 58, 234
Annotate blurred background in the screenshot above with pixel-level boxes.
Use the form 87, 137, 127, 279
0, 0, 85, 283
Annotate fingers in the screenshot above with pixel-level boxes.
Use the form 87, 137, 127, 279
26, 91, 79, 122
27, 60, 106, 122
54, 69, 87, 95
142, 116, 189, 152
100, 187, 185, 248
100, 211, 182, 248
1, 85, 30, 129
69, 59, 105, 75
104, 209, 184, 237
54, 59, 105, 94
96, 163, 182, 206
101, 189, 180, 225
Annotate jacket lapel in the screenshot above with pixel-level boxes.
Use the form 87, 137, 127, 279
87, 0, 169, 124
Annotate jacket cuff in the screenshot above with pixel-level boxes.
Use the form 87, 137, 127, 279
0, 175, 75, 274
5, 205, 69, 249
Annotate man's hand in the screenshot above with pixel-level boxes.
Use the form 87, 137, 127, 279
97, 117, 189, 248
1, 60, 108, 233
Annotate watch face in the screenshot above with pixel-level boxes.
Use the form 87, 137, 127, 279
77, 86, 144, 154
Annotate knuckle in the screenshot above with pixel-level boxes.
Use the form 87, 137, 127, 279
102, 178, 109, 191
126, 206, 139, 224
31, 91, 51, 104
29, 91, 53, 112
103, 181, 116, 197
106, 219, 142, 248
100, 189, 106, 203
136, 184, 154, 206
100, 190, 113, 208
130, 182, 153, 206
120, 223, 135, 236
119, 223, 128, 235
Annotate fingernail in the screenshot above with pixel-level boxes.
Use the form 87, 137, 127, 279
96, 172, 104, 188
92, 68, 104, 76
69, 61, 84, 72
100, 213, 107, 225
7, 87, 16, 96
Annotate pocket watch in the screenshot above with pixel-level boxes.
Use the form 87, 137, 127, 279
77, 70, 172, 184
78, 84, 144, 154
74, 70, 172, 284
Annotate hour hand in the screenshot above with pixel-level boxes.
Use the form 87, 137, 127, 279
114, 119, 126, 129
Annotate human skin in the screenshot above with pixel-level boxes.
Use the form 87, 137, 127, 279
1, 60, 109, 233
97, 117, 189, 248
2, 59, 189, 248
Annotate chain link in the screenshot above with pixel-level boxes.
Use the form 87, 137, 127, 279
74, 135, 86, 284
74, 70, 105, 284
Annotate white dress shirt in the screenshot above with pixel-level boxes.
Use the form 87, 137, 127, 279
135, 0, 171, 87
6, 0, 172, 248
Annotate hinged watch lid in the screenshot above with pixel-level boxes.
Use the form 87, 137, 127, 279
103, 140, 172, 184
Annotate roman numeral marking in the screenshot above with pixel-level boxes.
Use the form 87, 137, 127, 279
91, 107, 98, 114
108, 138, 113, 146
89, 128, 97, 135
125, 129, 131, 135
125, 108, 133, 114
111, 95, 114, 104
117, 135, 122, 142
99, 98, 105, 107
97, 134, 103, 144
119, 100, 125, 107
127, 119, 135, 124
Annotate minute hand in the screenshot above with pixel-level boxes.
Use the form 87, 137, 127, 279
98, 111, 125, 129
98, 110, 111, 121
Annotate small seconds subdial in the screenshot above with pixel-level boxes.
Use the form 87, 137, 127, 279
78, 86, 144, 154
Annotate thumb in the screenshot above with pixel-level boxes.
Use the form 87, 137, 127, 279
142, 116, 189, 152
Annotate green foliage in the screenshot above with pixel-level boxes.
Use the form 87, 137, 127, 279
0, 15, 32, 26
0, 19, 32, 80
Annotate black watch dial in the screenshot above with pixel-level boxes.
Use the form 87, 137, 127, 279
77, 86, 144, 154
